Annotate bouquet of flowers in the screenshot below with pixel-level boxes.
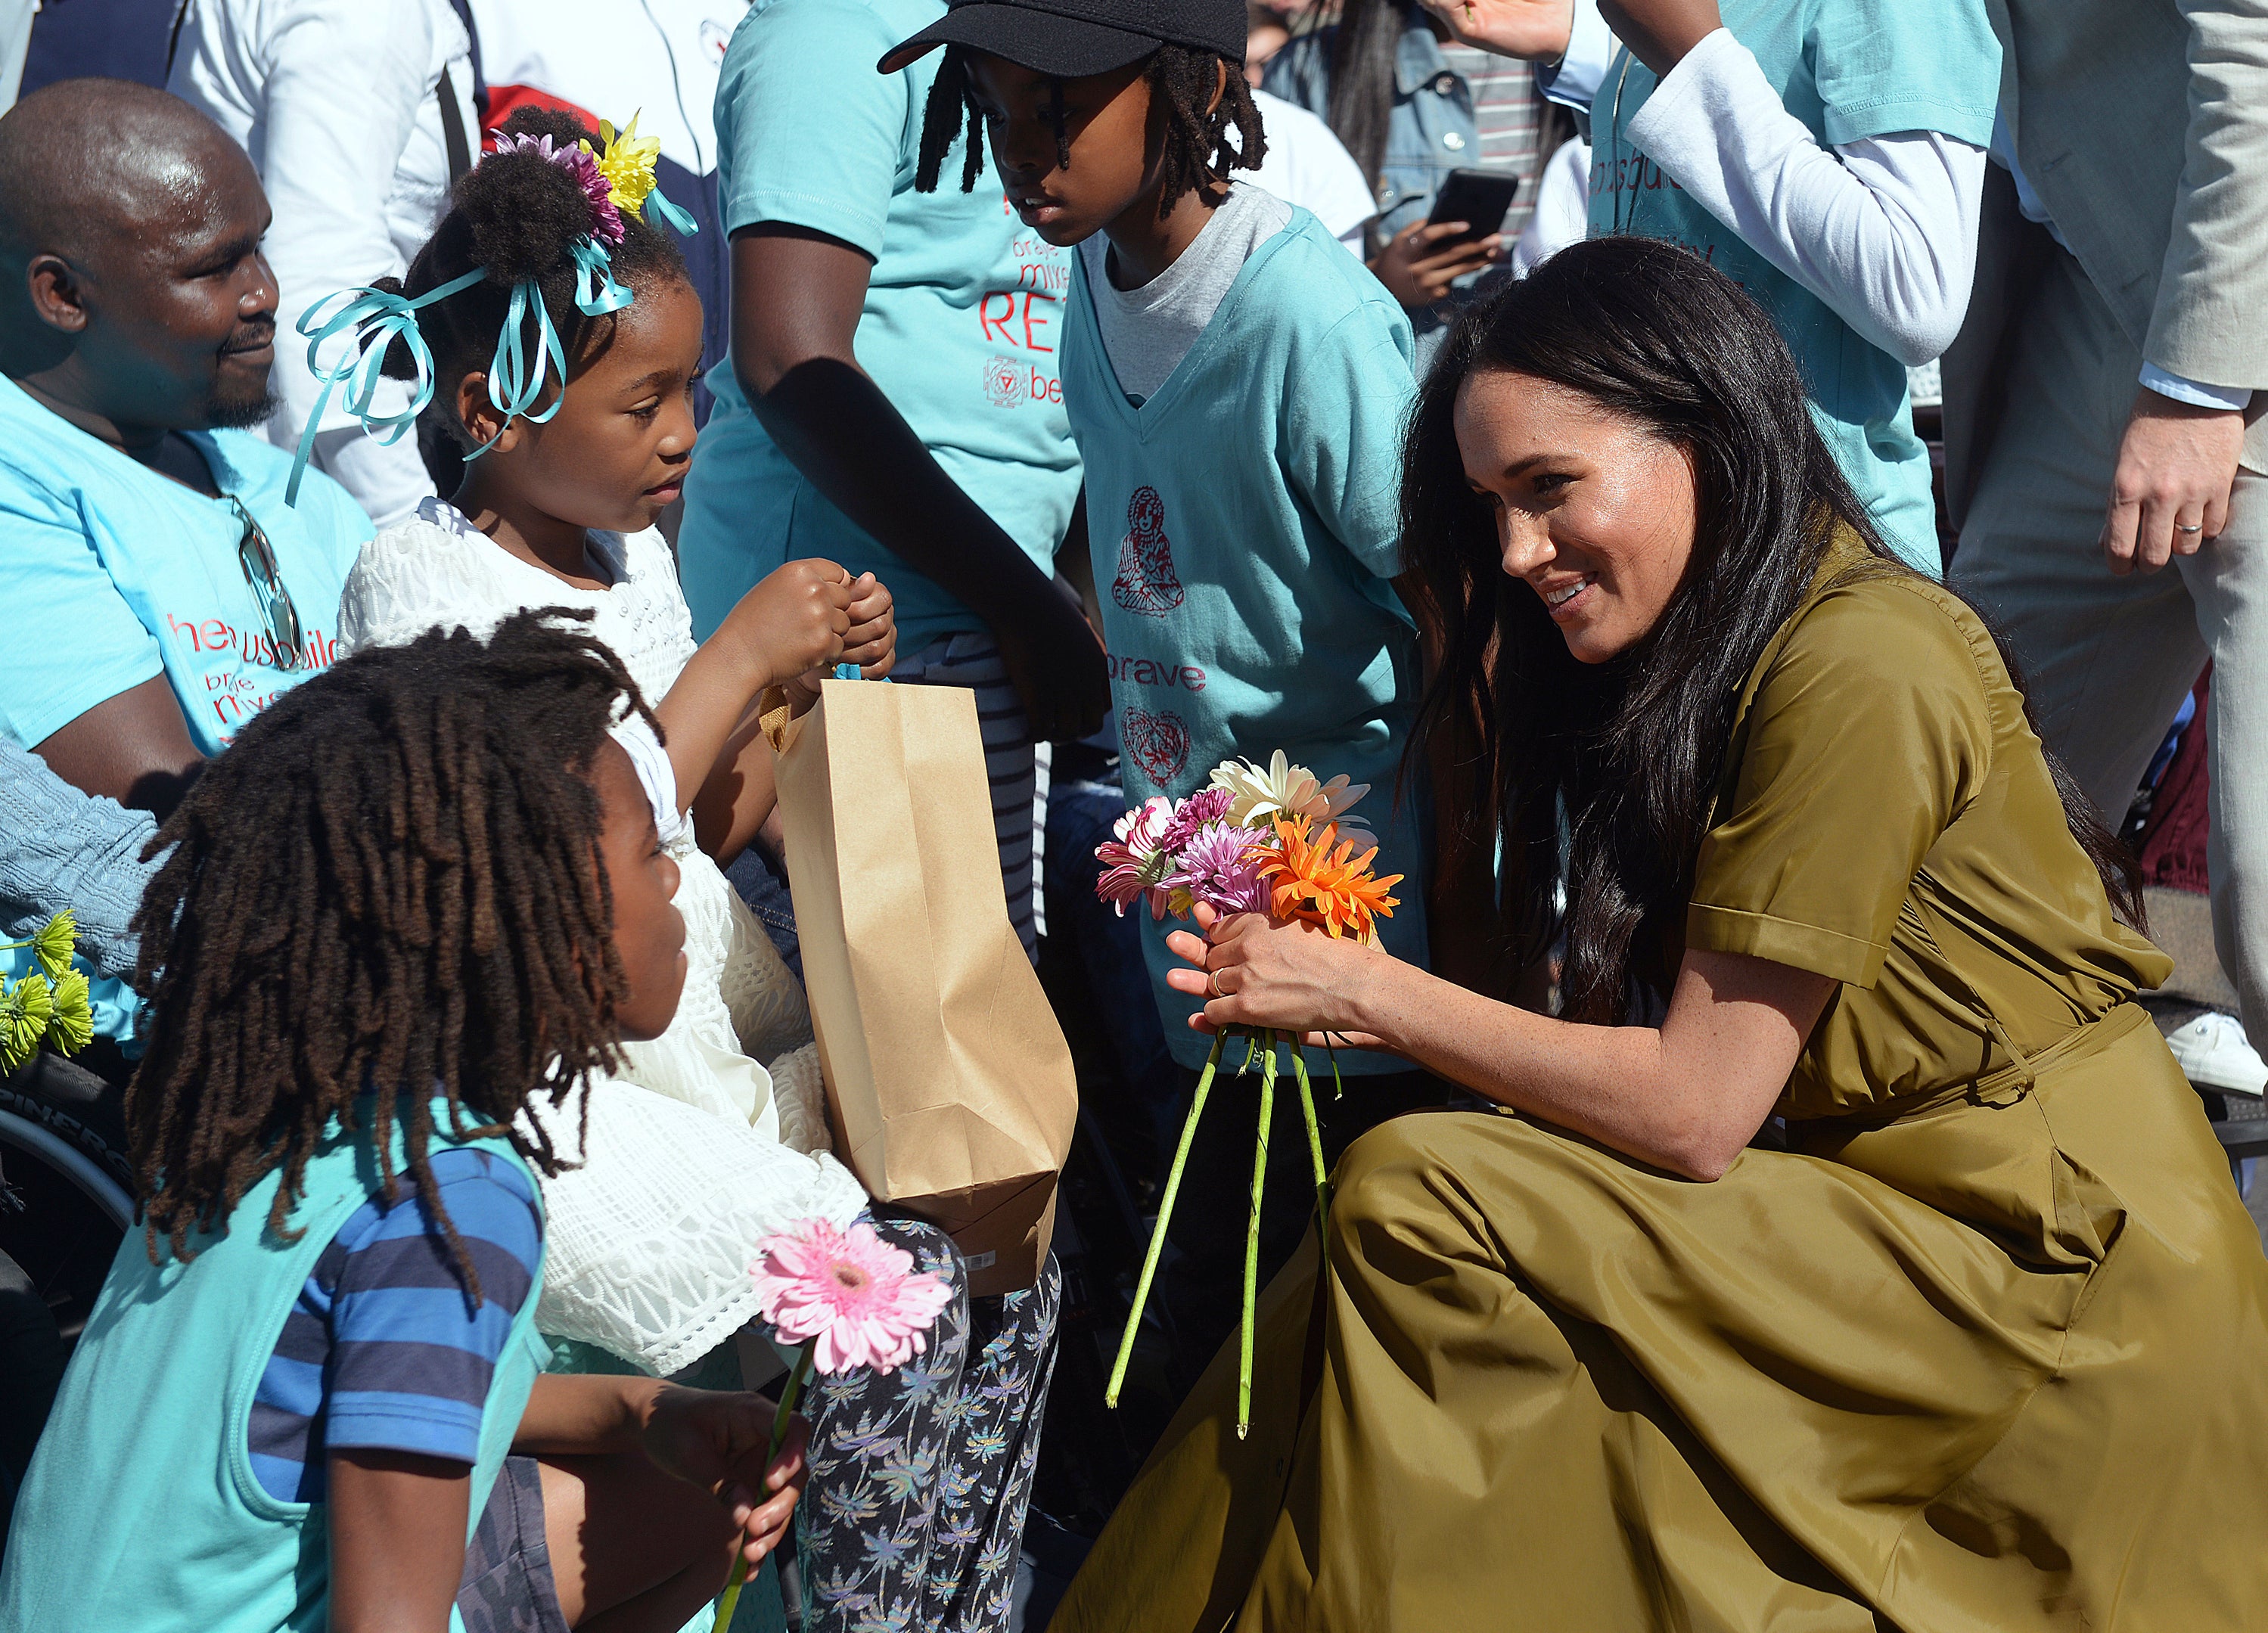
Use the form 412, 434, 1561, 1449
1093, 754, 1401, 1436
0, 911, 95, 1072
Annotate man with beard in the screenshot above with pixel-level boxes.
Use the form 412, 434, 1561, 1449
0, 78, 369, 817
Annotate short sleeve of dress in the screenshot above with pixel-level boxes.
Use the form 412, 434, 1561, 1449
1686, 576, 1993, 988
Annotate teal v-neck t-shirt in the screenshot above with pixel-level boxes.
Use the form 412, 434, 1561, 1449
1061, 206, 1430, 1070
1589, 0, 2000, 571
676, 0, 1081, 650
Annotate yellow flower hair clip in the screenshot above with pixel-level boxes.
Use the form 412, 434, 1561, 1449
585, 112, 699, 235
589, 113, 663, 219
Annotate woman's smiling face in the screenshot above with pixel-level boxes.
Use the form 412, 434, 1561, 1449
1454, 370, 1698, 664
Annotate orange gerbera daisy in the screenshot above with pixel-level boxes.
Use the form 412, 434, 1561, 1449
1246, 815, 1403, 941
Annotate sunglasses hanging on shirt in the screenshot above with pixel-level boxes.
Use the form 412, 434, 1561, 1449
228, 495, 304, 671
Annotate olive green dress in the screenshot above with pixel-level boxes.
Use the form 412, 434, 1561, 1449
1055, 552, 2268, 1631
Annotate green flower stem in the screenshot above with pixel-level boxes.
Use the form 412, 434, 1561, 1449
1238, 1032, 1278, 1440
1290, 1048, 1331, 1272
712, 1343, 816, 1633
1105, 1029, 1228, 1408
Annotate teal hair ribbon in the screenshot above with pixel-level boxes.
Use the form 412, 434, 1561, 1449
286, 265, 485, 506
464, 279, 570, 461
642, 187, 698, 237
570, 235, 633, 316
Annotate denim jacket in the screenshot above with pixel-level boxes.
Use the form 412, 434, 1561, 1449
1263, 9, 1483, 247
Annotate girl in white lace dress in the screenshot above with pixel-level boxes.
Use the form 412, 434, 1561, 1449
331, 120, 893, 1376
325, 110, 1061, 1631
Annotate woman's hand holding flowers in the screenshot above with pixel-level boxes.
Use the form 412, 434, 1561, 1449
1166, 903, 1390, 1051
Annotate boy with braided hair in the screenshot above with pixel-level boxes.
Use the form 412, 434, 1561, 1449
889, 0, 1439, 1387
0, 615, 807, 1633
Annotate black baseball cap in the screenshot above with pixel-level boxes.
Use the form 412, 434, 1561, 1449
877, 0, 1246, 79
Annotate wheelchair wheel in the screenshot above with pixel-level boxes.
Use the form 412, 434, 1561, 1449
0, 1051, 132, 1355
0, 1051, 132, 1552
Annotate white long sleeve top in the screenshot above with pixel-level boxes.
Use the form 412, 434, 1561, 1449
1617, 26, 1984, 368
169, 0, 474, 529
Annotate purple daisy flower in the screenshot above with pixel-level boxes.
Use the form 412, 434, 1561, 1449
1160, 823, 1269, 917
1157, 786, 1232, 853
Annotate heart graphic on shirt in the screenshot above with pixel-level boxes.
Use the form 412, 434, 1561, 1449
1121, 706, 1191, 787
1111, 485, 1184, 618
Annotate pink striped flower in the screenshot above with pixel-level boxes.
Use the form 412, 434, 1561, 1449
1094, 796, 1176, 917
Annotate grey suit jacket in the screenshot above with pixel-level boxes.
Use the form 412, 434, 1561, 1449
1993, 0, 2268, 387
1943, 0, 2268, 524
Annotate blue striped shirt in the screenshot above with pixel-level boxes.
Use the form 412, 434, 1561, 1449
246, 1147, 543, 1504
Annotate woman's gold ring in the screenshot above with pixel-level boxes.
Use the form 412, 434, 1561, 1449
1207, 969, 1226, 999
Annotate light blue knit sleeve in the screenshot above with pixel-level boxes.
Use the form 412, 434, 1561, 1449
0, 738, 160, 979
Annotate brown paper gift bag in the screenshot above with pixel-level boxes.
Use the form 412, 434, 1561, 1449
762, 678, 1076, 1296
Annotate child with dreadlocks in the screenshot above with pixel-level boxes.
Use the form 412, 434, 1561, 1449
890, 0, 1442, 1391
0, 614, 806, 1633
327, 107, 1061, 1633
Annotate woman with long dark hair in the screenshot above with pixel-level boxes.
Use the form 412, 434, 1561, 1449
1052, 238, 2268, 1631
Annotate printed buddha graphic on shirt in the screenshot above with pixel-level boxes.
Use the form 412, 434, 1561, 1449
1107, 486, 1194, 785
1111, 486, 1185, 617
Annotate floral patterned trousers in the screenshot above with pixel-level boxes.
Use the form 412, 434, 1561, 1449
791, 1215, 1061, 1633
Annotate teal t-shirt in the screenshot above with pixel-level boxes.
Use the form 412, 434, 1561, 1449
676, 0, 1081, 649
0, 374, 368, 754
1588, 0, 2000, 571
1061, 208, 1430, 1071
0, 1101, 546, 1633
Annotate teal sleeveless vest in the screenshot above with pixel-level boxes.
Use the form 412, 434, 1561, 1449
0, 1103, 546, 1632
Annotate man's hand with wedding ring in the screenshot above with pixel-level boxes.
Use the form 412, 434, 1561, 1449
2102, 387, 2246, 574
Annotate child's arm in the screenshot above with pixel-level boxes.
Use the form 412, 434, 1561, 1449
683, 570, 896, 865
729, 227, 1108, 745
657, 558, 859, 826
325, 1377, 808, 1633
328, 1451, 472, 1633
511, 1374, 808, 1572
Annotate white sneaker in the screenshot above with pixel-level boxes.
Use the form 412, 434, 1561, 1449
2162, 1010, 2268, 1096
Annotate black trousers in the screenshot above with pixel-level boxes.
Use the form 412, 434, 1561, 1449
1151, 1051, 1447, 1392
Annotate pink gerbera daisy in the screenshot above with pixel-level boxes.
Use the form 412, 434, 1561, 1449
748, 1219, 952, 1375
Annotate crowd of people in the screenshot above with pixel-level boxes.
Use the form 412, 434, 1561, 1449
0, 0, 2263, 1628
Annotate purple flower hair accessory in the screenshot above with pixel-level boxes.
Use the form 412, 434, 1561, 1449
494, 129, 626, 247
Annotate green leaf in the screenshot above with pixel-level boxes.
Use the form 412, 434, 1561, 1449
30, 911, 75, 981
